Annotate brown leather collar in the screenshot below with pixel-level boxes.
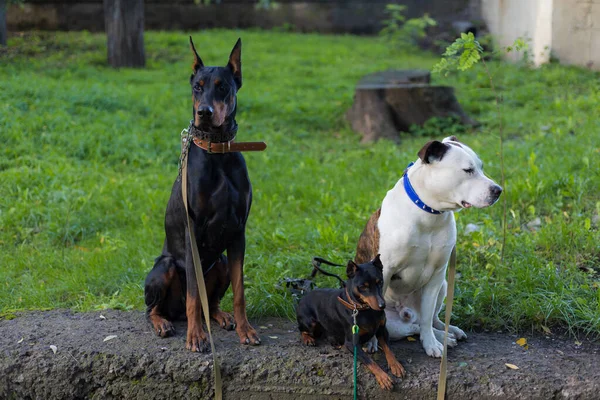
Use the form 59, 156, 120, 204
192, 137, 267, 154
337, 288, 371, 311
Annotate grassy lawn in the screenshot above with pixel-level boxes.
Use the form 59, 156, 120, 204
1, 30, 599, 337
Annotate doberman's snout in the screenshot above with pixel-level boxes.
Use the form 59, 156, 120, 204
378, 298, 386, 310
197, 105, 214, 120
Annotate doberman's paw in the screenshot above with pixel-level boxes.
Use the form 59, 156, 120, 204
212, 310, 236, 331
236, 323, 261, 346
150, 316, 175, 338
186, 329, 209, 353
301, 332, 316, 346
389, 360, 406, 378
375, 371, 394, 391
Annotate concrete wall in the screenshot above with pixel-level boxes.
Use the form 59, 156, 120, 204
481, 0, 553, 66
481, 0, 600, 69
6, 0, 477, 35
552, 0, 600, 69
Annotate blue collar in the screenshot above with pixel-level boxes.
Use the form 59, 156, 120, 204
403, 162, 443, 215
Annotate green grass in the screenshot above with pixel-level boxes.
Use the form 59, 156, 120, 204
1, 30, 599, 337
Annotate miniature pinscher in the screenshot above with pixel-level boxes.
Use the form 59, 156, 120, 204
296, 255, 405, 390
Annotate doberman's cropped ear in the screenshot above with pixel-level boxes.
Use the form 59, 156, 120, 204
189, 36, 204, 73
372, 254, 383, 271
418, 140, 450, 164
227, 38, 242, 90
346, 260, 358, 279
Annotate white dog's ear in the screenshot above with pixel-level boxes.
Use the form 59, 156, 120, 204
346, 260, 358, 278
418, 140, 450, 164
372, 254, 383, 271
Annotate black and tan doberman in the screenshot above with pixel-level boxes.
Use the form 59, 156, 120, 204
144, 37, 262, 352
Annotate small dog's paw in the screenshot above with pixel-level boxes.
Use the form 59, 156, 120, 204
375, 371, 394, 390
301, 332, 316, 346
237, 323, 261, 346
422, 337, 444, 358
363, 337, 379, 353
389, 360, 406, 378
211, 310, 236, 331
449, 325, 467, 340
186, 329, 209, 352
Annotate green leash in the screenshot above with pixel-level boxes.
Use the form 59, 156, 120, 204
352, 307, 359, 400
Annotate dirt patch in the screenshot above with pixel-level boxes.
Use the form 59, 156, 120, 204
1, 310, 599, 399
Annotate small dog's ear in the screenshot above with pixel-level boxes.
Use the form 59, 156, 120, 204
418, 140, 449, 164
372, 254, 383, 271
346, 260, 358, 279
189, 36, 204, 73
227, 38, 242, 90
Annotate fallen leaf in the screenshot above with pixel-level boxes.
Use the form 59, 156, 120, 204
103, 335, 117, 342
259, 326, 268, 329
17, 338, 24, 344
556, 350, 564, 355
50, 345, 57, 354
458, 362, 468, 368
407, 336, 417, 342
541, 325, 551, 334
268, 336, 278, 339
516, 338, 527, 347
99, 315, 106, 320
575, 340, 582, 346
505, 363, 519, 370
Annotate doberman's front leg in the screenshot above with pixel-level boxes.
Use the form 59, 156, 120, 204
345, 340, 393, 390
376, 324, 406, 378
228, 234, 260, 345
185, 235, 208, 352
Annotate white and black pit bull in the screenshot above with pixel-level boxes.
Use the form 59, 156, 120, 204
354, 136, 502, 357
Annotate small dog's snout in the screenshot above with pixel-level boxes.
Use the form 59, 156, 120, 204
490, 185, 503, 198
197, 105, 214, 120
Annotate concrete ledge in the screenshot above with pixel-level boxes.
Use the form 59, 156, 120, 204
1, 310, 599, 399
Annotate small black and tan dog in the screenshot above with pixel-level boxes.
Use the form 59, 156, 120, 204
144, 37, 261, 352
296, 255, 405, 390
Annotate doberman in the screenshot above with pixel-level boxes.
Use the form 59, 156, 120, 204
296, 255, 405, 390
144, 37, 261, 352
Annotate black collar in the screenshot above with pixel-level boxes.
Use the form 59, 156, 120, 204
188, 120, 238, 143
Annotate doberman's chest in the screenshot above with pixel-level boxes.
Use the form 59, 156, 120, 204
356, 312, 385, 343
188, 152, 251, 250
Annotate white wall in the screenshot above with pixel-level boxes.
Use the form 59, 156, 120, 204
481, 0, 553, 66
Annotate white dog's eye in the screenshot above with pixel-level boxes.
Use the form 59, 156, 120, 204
463, 168, 474, 174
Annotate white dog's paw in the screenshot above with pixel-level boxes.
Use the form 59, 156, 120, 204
448, 325, 467, 340
363, 337, 378, 353
421, 336, 444, 358
433, 329, 458, 347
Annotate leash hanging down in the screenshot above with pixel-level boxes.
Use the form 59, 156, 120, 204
437, 246, 457, 400
180, 127, 223, 400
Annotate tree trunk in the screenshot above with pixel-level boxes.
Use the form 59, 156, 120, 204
0, 0, 7, 47
346, 70, 478, 143
103, 0, 145, 68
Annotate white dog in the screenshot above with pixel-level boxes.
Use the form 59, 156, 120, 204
354, 136, 502, 357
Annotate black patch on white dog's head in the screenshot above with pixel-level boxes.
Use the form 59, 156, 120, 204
418, 140, 450, 164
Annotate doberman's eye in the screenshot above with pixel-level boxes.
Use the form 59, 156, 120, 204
193, 83, 202, 92
358, 285, 367, 291
463, 168, 474, 174
218, 84, 228, 93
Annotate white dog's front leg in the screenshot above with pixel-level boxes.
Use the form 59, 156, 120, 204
420, 269, 446, 358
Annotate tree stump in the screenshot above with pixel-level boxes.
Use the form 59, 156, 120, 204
103, 0, 145, 68
346, 70, 478, 142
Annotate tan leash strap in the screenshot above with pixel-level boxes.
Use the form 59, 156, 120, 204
182, 154, 223, 400
437, 246, 457, 400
